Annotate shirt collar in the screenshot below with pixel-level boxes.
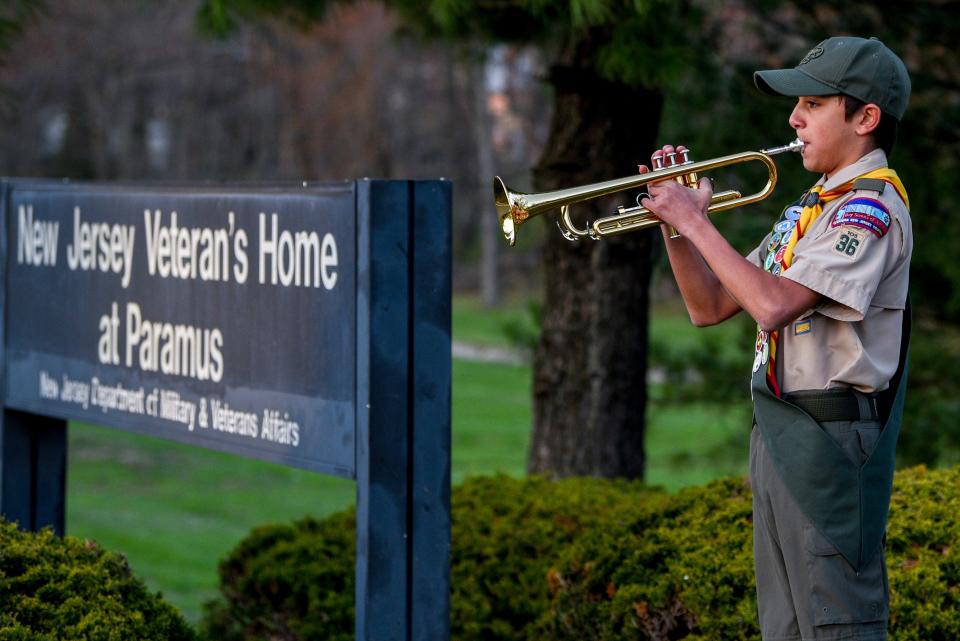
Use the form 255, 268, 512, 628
819, 148, 889, 192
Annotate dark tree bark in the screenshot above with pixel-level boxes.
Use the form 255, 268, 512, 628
528, 32, 662, 480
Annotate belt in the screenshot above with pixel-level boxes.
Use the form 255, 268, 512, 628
783, 388, 880, 423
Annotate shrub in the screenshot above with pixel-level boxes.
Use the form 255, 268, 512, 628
450, 475, 656, 640
201, 510, 356, 641
540, 466, 960, 640
886, 466, 960, 640
538, 476, 761, 640
0, 520, 195, 640
201, 474, 658, 641
203, 467, 960, 641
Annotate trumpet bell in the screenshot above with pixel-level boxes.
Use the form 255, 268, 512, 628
493, 176, 518, 246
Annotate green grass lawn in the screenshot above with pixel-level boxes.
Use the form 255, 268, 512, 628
66, 294, 753, 624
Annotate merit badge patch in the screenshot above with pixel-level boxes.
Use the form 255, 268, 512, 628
794, 319, 813, 336
753, 330, 769, 373
775, 220, 796, 234
765, 252, 775, 270
831, 197, 891, 238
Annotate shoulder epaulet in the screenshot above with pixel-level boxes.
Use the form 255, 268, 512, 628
852, 178, 886, 193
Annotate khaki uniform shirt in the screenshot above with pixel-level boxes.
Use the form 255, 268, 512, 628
746, 149, 912, 394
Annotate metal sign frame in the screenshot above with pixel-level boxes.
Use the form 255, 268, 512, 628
0, 178, 451, 641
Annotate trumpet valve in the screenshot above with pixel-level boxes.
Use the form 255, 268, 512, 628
672, 149, 698, 188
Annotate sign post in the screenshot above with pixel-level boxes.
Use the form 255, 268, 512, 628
0, 178, 451, 641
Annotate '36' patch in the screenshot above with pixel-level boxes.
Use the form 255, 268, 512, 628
831, 197, 891, 238
834, 228, 865, 259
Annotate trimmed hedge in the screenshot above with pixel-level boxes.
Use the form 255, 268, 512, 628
201, 510, 356, 641
201, 475, 657, 640
537, 476, 755, 640
202, 467, 960, 640
0, 520, 195, 640
450, 475, 657, 639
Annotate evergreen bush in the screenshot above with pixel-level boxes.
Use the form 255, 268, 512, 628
201, 510, 356, 641
450, 475, 656, 640
201, 474, 656, 640
202, 467, 960, 640
539, 466, 960, 640
0, 520, 195, 640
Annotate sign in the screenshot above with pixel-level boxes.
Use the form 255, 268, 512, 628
0, 178, 452, 641
6, 182, 356, 476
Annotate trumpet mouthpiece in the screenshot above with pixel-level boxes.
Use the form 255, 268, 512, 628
761, 139, 805, 155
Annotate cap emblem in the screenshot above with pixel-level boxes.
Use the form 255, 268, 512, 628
798, 46, 824, 66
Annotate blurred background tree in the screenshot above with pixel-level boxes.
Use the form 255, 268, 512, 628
0, 1, 41, 54
197, 0, 729, 481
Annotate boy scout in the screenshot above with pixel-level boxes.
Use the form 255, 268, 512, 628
639, 37, 912, 640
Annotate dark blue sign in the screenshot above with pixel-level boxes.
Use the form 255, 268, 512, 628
5, 183, 356, 476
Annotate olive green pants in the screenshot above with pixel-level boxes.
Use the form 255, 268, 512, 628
750, 422, 889, 641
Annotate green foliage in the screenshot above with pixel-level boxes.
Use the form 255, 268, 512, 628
592, 1, 705, 88
0, 0, 44, 58
202, 474, 659, 641
205, 467, 960, 640
451, 475, 656, 640
540, 467, 960, 640
500, 298, 541, 352
201, 511, 356, 641
0, 520, 195, 640
198, 0, 708, 88
196, 0, 333, 36
536, 476, 756, 640
896, 321, 960, 468
886, 466, 960, 640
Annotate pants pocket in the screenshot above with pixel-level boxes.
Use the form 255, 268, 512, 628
821, 419, 882, 467
803, 523, 888, 626
856, 423, 882, 464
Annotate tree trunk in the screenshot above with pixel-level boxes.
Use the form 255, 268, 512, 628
527, 34, 663, 480
472, 51, 500, 308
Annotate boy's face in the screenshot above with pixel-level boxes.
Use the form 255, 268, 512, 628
788, 96, 864, 177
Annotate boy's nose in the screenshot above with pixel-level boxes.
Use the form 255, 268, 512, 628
788, 107, 803, 130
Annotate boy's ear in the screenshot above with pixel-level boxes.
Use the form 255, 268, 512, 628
856, 103, 882, 136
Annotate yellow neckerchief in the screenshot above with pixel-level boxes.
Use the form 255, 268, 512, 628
781, 168, 909, 268
760, 167, 909, 397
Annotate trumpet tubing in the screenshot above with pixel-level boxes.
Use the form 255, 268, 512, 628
493, 140, 804, 245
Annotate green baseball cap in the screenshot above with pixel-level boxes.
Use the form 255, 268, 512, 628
754, 36, 911, 121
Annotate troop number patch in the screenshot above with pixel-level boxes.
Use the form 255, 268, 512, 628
834, 229, 865, 259
831, 197, 891, 238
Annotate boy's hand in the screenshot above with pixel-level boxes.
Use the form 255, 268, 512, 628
638, 144, 714, 237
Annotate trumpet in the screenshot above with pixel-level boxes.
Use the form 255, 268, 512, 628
493, 139, 804, 246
